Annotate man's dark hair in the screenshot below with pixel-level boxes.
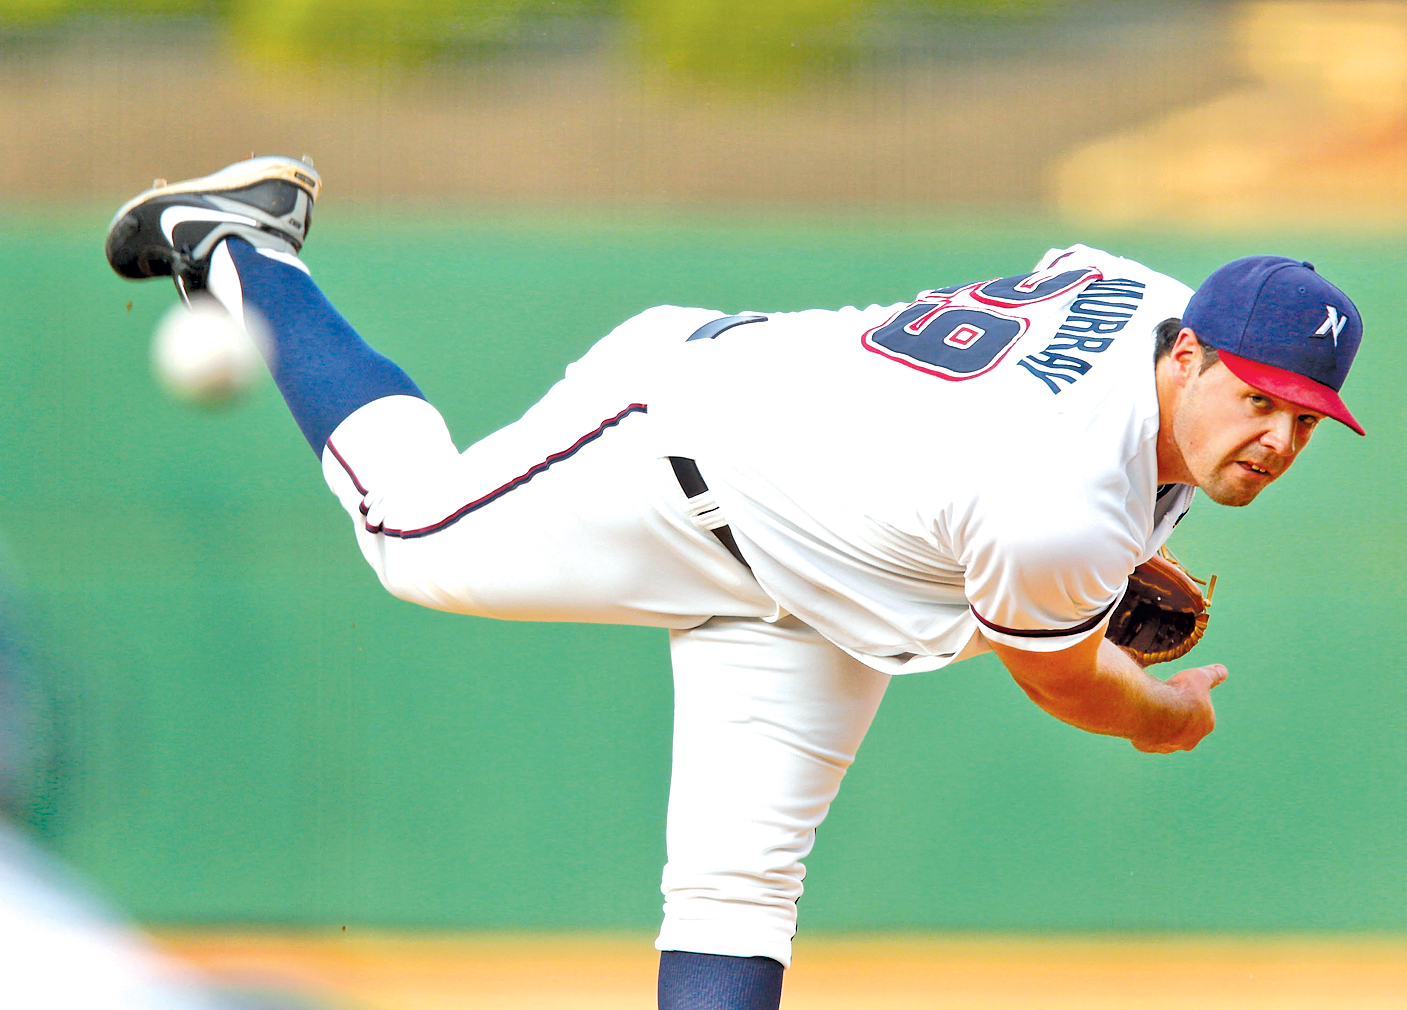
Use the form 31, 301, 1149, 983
1153, 317, 1220, 373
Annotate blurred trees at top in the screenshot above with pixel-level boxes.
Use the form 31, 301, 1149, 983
0, 0, 1051, 87
0, 0, 203, 22
627, 0, 1046, 84
226, 0, 588, 66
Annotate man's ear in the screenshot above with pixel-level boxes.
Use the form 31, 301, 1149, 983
1167, 328, 1203, 382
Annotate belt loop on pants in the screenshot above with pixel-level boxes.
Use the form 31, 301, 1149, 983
668, 456, 750, 569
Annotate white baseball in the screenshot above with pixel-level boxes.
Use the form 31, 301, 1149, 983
150, 300, 265, 405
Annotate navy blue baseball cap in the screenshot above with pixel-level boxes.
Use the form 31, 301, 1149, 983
1182, 256, 1365, 435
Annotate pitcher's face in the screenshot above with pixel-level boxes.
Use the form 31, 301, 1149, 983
1172, 361, 1325, 507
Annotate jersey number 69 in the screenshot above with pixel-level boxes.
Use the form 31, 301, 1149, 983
860, 267, 1099, 381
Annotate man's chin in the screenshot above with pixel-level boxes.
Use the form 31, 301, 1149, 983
1200, 476, 1265, 507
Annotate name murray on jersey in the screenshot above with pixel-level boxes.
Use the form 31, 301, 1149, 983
1018, 278, 1146, 394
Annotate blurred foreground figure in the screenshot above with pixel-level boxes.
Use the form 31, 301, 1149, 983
0, 547, 325, 1010
106, 157, 1366, 1010
0, 821, 228, 1009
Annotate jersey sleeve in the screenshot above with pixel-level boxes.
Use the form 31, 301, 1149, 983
953, 478, 1141, 653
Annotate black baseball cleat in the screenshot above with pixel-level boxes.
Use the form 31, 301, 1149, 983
105, 155, 322, 303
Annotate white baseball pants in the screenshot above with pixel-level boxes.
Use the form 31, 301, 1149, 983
320, 306, 891, 966
661, 616, 888, 964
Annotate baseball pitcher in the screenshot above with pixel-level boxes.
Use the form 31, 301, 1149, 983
105, 157, 1365, 1010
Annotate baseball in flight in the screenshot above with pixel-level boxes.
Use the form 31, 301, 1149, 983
149, 297, 265, 406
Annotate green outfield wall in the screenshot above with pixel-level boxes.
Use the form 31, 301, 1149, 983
1, 211, 1404, 931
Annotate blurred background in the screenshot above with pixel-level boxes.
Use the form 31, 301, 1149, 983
1, 1, 1404, 1007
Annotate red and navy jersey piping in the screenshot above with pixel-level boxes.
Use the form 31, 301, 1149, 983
970, 599, 1116, 639
326, 403, 648, 540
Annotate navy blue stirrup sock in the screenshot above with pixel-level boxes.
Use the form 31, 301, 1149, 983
222, 238, 424, 455
657, 951, 784, 1010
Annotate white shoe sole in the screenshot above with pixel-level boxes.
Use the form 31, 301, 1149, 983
107, 156, 322, 230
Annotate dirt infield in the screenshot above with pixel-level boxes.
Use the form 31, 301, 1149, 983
155, 932, 1407, 1009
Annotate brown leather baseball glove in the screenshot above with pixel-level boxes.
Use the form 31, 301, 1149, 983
1106, 547, 1217, 666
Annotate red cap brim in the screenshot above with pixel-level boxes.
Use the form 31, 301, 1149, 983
1217, 349, 1366, 436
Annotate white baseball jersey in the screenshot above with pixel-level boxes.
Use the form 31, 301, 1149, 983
650, 244, 1197, 674
321, 244, 1195, 677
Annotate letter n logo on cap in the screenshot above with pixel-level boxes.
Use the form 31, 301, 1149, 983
1313, 304, 1348, 346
